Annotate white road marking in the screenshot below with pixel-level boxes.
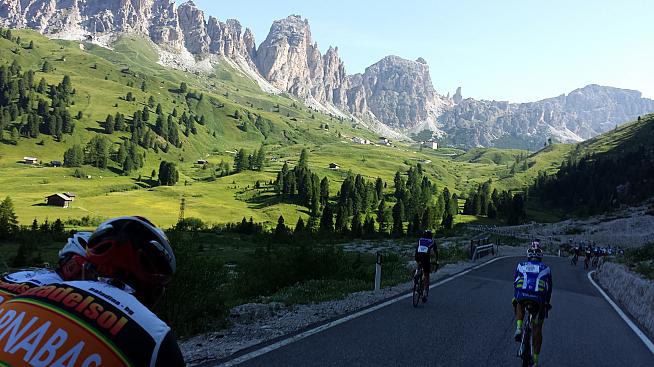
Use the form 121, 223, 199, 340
587, 270, 654, 355
216, 256, 510, 366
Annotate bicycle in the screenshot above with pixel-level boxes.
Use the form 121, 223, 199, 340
412, 267, 425, 307
516, 301, 539, 367
570, 254, 578, 266
584, 256, 590, 270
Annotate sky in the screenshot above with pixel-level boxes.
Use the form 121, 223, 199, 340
181, 0, 653, 102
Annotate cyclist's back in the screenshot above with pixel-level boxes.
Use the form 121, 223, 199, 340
0, 232, 92, 305
514, 258, 552, 304
0, 279, 183, 366
0, 268, 62, 304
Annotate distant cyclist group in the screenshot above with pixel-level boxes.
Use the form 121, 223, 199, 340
0, 216, 185, 366
568, 242, 618, 269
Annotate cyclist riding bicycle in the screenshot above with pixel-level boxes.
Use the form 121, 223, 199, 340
0, 232, 92, 304
513, 242, 552, 367
584, 245, 592, 269
414, 229, 437, 303
0, 216, 185, 366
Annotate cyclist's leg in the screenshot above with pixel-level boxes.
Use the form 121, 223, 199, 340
514, 300, 525, 341
532, 304, 546, 364
423, 260, 431, 291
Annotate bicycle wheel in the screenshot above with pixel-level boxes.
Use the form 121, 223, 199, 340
412, 278, 421, 307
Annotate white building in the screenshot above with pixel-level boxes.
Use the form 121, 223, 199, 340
422, 141, 438, 149
378, 137, 392, 146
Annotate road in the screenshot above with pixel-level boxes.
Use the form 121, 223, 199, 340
224, 256, 654, 367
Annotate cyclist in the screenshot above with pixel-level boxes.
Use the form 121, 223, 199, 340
0, 231, 92, 304
414, 229, 437, 302
513, 242, 552, 367
572, 245, 580, 265
584, 245, 592, 269
0, 216, 185, 366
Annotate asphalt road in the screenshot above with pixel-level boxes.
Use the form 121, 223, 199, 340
231, 256, 654, 367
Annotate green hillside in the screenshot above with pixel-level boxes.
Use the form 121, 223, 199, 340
529, 114, 654, 215
0, 30, 584, 227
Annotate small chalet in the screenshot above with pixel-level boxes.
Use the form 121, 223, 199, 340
196, 159, 208, 165
23, 157, 38, 165
46, 193, 73, 208
63, 192, 76, 201
378, 137, 392, 146
329, 163, 340, 170
50, 160, 62, 167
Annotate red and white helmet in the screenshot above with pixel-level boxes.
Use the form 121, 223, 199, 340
86, 216, 176, 290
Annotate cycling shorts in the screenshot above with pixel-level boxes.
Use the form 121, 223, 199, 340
416, 253, 431, 273
517, 300, 547, 325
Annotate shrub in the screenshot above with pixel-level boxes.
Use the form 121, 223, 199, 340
156, 230, 227, 336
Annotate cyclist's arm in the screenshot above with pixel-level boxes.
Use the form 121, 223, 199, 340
155, 330, 185, 367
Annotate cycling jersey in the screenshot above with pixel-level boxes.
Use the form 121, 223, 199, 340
415, 238, 436, 273
514, 261, 552, 304
0, 280, 184, 367
0, 268, 63, 305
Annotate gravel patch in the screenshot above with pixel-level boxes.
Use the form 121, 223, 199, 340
179, 246, 523, 365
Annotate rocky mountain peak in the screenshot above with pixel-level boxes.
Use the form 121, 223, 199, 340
178, 0, 209, 54
453, 87, 463, 104
350, 55, 449, 131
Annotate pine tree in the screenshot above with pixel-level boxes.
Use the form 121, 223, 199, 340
294, 217, 306, 234
63, 145, 84, 167
274, 215, 288, 240
104, 114, 114, 134
158, 161, 179, 186
319, 205, 334, 233
0, 196, 19, 240
254, 146, 266, 171
234, 148, 249, 172
299, 148, 309, 168
320, 177, 330, 206
392, 200, 404, 236
350, 214, 363, 237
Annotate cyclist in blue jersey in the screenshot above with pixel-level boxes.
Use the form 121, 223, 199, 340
414, 230, 437, 302
512, 241, 552, 367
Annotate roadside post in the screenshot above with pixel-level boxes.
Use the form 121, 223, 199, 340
375, 252, 382, 291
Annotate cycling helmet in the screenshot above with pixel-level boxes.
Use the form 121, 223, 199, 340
527, 247, 543, 260
86, 216, 176, 290
57, 232, 92, 281
423, 230, 433, 239
531, 239, 541, 249
58, 232, 92, 259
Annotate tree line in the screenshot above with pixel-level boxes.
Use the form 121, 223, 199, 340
529, 141, 654, 215
269, 152, 460, 238
462, 179, 527, 225
0, 63, 75, 144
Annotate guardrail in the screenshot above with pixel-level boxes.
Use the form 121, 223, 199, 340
470, 237, 498, 261
471, 244, 494, 261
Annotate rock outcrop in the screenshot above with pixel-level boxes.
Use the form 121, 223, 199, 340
3, 2, 653, 147
438, 85, 654, 148
347, 56, 451, 133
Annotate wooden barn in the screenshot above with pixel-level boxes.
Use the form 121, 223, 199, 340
45, 194, 73, 208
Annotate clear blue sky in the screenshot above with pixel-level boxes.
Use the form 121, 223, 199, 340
181, 0, 653, 102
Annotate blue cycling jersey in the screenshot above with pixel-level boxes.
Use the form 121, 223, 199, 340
514, 260, 552, 304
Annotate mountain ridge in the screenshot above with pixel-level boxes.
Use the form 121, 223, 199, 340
2, 1, 653, 148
